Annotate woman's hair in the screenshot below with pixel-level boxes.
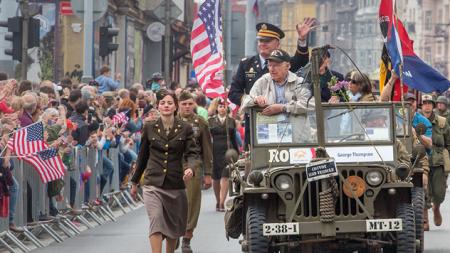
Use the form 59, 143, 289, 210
119, 98, 137, 119
352, 72, 373, 95
41, 107, 59, 122
208, 97, 220, 116
156, 90, 178, 114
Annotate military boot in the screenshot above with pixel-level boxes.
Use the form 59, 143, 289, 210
182, 238, 193, 253
424, 209, 430, 231
433, 203, 442, 226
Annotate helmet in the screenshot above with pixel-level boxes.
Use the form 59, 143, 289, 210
436, 96, 448, 106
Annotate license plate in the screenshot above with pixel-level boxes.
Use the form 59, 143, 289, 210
263, 222, 300, 236
306, 159, 338, 182
366, 219, 402, 232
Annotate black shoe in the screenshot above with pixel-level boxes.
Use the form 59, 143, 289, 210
181, 238, 193, 253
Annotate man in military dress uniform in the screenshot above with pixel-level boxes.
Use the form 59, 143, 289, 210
177, 91, 213, 253
229, 18, 316, 149
421, 94, 450, 228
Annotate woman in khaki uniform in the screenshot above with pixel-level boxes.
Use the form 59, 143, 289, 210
131, 90, 199, 253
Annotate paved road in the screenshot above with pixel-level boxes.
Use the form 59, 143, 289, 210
33, 189, 240, 253
33, 180, 450, 253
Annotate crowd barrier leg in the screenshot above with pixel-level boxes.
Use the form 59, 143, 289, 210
22, 227, 44, 248
0, 234, 18, 253
60, 217, 81, 235
55, 222, 75, 238
5, 231, 30, 252
39, 224, 63, 243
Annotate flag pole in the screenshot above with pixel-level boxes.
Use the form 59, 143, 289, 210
393, 1, 407, 141
221, 0, 231, 150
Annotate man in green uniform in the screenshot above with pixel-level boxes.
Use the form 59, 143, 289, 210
178, 91, 213, 253
421, 94, 450, 227
435, 96, 450, 125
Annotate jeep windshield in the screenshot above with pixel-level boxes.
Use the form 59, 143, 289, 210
253, 111, 318, 145
324, 106, 393, 144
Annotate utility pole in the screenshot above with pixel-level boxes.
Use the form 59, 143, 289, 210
164, 0, 171, 85
81, 0, 93, 83
20, 0, 29, 81
245, 0, 256, 57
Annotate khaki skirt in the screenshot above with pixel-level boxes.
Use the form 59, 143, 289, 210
143, 185, 188, 239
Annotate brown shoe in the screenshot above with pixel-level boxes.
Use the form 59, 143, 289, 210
424, 209, 430, 231
433, 203, 442, 226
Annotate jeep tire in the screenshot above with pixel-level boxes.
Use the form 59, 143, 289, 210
395, 202, 416, 253
412, 187, 424, 253
246, 205, 269, 253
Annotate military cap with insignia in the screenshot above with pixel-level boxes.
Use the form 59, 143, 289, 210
267, 49, 291, 63
256, 23, 285, 40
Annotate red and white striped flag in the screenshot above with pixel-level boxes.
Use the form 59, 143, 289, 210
112, 112, 129, 125
23, 147, 65, 183
7, 122, 48, 156
191, 0, 225, 98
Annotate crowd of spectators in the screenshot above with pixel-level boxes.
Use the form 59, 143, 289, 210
0, 68, 245, 231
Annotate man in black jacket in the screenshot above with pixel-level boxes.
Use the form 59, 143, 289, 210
229, 18, 316, 149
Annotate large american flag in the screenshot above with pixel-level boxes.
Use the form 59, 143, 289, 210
22, 147, 65, 183
7, 122, 48, 156
191, 0, 225, 98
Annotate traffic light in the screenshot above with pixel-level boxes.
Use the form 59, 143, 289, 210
99, 26, 119, 58
0, 17, 23, 61
0, 17, 40, 62
28, 17, 40, 48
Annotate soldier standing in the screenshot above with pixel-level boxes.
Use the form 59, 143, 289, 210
229, 18, 316, 149
177, 91, 213, 253
435, 96, 450, 125
421, 94, 450, 228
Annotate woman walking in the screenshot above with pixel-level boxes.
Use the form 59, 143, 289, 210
209, 99, 239, 211
131, 90, 199, 253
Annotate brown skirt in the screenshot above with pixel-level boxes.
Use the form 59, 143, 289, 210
142, 185, 188, 239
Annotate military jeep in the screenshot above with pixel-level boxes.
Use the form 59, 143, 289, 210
226, 48, 422, 253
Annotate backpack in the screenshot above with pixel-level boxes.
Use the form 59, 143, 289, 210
224, 196, 244, 240
436, 115, 450, 174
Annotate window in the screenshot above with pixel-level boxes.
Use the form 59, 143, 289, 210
425, 11, 432, 30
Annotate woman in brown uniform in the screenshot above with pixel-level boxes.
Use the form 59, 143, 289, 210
130, 90, 199, 253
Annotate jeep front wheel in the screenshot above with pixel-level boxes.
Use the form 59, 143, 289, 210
412, 187, 424, 253
246, 205, 269, 253
395, 202, 416, 253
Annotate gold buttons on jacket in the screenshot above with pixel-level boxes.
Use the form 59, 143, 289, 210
164, 160, 167, 164
165, 144, 169, 148
163, 169, 167, 173
165, 152, 168, 155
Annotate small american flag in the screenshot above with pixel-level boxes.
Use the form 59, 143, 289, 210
112, 112, 129, 125
191, 0, 225, 98
7, 122, 48, 156
23, 147, 66, 183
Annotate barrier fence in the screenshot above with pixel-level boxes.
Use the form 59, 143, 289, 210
0, 147, 141, 252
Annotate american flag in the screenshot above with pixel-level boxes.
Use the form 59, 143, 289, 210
23, 147, 65, 183
112, 112, 129, 125
7, 122, 48, 156
191, 0, 225, 98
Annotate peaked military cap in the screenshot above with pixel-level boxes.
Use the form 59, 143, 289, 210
256, 23, 285, 40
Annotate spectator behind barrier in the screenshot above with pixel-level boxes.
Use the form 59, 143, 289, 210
95, 66, 122, 94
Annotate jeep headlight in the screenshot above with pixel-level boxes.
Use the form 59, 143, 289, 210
365, 171, 383, 187
275, 174, 292, 191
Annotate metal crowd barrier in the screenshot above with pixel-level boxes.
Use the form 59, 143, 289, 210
0, 146, 142, 252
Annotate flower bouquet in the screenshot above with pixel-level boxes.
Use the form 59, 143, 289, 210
328, 76, 349, 102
